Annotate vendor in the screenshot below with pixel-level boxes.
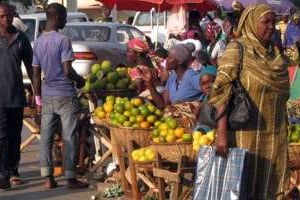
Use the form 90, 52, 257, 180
126, 38, 155, 93
141, 43, 204, 109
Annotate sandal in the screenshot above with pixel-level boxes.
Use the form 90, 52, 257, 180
10, 176, 23, 186
44, 176, 58, 189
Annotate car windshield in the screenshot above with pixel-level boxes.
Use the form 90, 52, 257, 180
61, 25, 111, 42
22, 19, 36, 41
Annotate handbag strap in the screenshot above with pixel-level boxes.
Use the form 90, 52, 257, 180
235, 41, 244, 79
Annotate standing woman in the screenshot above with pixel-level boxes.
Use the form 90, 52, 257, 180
210, 5, 290, 199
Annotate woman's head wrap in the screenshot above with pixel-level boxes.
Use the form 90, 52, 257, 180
127, 38, 150, 53
169, 43, 195, 65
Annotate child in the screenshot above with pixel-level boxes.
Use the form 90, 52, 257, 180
194, 65, 217, 132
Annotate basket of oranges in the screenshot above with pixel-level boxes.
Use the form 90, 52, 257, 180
92, 96, 166, 149
150, 119, 196, 162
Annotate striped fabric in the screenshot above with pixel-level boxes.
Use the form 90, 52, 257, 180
193, 147, 247, 200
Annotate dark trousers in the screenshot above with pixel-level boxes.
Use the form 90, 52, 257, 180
0, 107, 23, 179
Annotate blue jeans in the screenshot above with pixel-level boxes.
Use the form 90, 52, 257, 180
40, 96, 81, 179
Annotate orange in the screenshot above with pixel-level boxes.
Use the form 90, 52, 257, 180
174, 127, 185, 138
165, 133, 176, 143
140, 121, 150, 129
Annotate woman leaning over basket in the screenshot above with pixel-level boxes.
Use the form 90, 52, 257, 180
210, 4, 290, 199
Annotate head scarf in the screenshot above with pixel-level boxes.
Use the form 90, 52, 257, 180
127, 38, 150, 53
169, 43, 195, 65
206, 21, 222, 40
235, 4, 274, 57
232, 0, 244, 12
210, 4, 289, 108
199, 65, 217, 79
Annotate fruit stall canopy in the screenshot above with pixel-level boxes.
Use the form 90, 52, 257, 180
98, 0, 218, 12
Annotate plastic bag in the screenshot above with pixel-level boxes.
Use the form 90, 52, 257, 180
193, 146, 247, 200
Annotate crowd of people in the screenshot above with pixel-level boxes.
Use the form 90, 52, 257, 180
0, 0, 300, 199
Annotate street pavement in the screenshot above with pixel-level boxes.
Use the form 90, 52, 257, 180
0, 126, 99, 200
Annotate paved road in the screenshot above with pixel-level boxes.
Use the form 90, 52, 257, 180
0, 126, 99, 200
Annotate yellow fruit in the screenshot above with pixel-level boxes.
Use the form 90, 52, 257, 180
95, 106, 104, 113
131, 150, 140, 161
176, 138, 183, 142
159, 123, 168, 131
145, 149, 155, 161
136, 115, 145, 123
95, 107, 106, 119
123, 110, 131, 117
153, 137, 160, 143
206, 130, 215, 142
193, 143, 200, 151
103, 102, 114, 113
140, 121, 150, 129
159, 129, 168, 137
193, 131, 202, 140
96, 111, 106, 119
138, 155, 148, 162
106, 95, 115, 104
166, 133, 176, 143
199, 135, 211, 145
131, 98, 143, 107
174, 127, 185, 138
146, 115, 157, 124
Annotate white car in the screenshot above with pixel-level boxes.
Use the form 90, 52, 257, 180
20, 12, 89, 84
59, 22, 145, 78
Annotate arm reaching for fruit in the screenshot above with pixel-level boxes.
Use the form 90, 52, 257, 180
63, 61, 85, 89
140, 67, 169, 109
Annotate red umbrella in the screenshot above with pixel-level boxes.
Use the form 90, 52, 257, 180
98, 0, 218, 12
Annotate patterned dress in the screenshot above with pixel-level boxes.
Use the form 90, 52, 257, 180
209, 5, 290, 199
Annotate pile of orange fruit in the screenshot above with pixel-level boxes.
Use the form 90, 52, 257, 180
94, 96, 163, 129
151, 117, 193, 143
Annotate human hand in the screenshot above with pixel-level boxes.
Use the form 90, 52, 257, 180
215, 129, 228, 157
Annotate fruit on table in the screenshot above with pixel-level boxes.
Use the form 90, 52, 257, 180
192, 130, 215, 152
131, 147, 156, 162
82, 60, 137, 93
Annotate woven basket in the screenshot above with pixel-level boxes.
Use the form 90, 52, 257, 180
109, 124, 152, 148
152, 142, 195, 162
92, 115, 110, 127
289, 143, 300, 170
